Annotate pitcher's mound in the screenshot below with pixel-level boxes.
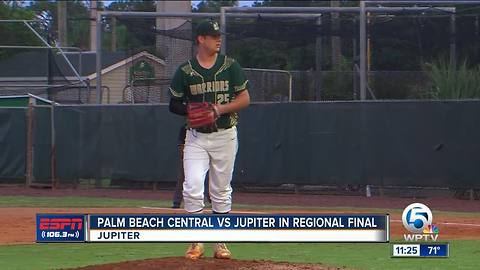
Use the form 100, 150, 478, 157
68, 257, 350, 270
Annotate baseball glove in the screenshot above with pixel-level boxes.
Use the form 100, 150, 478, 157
187, 102, 219, 129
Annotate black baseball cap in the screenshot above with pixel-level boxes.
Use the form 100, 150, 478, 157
196, 19, 222, 37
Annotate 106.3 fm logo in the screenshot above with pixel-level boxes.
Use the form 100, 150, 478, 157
36, 214, 86, 242
402, 203, 439, 241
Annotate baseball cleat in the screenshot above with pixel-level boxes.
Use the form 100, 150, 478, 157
213, 243, 232, 259
185, 243, 204, 259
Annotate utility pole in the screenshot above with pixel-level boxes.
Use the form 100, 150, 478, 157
111, 16, 117, 52
315, 16, 322, 100
449, 13, 456, 68
90, 0, 98, 51
331, 0, 341, 70
359, 1, 367, 100
57, 1, 67, 47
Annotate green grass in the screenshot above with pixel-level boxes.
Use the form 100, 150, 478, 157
0, 195, 172, 208
0, 241, 478, 270
1, 195, 479, 217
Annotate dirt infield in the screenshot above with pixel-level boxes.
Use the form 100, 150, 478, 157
0, 187, 479, 245
67, 257, 350, 270
0, 186, 479, 212
0, 187, 479, 269
1, 206, 479, 245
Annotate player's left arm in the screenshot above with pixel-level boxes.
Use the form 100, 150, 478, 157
216, 89, 250, 115
216, 59, 250, 115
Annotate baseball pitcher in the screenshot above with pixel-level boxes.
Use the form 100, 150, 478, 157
168, 19, 250, 260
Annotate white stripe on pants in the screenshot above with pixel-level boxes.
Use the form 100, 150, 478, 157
183, 126, 238, 213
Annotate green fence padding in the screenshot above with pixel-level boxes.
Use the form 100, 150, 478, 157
0, 108, 26, 180
32, 107, 52, 182
24, 101, 480, 188
0, 96, 29, 107
54, 105, 184, 182
235, 101, 480, 187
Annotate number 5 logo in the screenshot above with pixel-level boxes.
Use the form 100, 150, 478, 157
402, 203, 433, 233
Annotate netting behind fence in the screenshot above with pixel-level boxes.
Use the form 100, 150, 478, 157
3, 4, 480, 103
243, 69, 291, 102
113, 5, 480, 101
0, 47, 95, 104
123, 78, 171, 103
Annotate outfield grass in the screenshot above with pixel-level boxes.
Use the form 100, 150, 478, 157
0, 195, 478, 217
0, 195, 172, 208
0, 241, 478, 270
0, 195, 479, 270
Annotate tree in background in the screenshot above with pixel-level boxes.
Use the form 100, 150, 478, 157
3, 0, 480, 100
27, 0, 93, 50
64, 0, 91, 50
0, 2, 37, 44
105, 0, 155, 53
228, 0, 357, 71
28, 0, 158, 53
193, 0, 238, 12
0, 2, 39, 59
107, 0, 154, 12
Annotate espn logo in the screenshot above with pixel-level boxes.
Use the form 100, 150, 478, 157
39, 218, 83, 230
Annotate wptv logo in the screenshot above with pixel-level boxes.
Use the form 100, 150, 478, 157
402, 203, 439, 241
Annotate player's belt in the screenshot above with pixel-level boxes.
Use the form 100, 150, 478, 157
193, 125, 233, 134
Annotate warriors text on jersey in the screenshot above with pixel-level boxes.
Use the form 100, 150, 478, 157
169, 54, 249, 129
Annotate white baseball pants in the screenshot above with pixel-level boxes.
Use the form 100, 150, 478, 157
183, 126, 238, 213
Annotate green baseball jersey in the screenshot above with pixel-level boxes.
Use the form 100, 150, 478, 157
169, 54, 249, 129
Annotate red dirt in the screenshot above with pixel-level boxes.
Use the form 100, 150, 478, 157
66, 257, 350, 270
1, 206, 479, 245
